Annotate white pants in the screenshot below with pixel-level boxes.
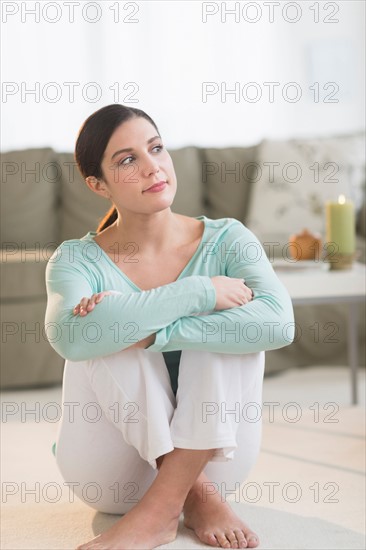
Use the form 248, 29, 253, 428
55, 348, 265, 514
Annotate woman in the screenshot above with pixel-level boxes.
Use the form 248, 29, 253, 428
45, 104, 294, 550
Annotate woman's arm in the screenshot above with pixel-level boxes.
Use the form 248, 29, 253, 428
44, 242, 216, 362
72, 291, 157, 349
146, 222, 295, 354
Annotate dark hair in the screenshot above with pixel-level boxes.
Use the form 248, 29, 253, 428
74, 104, 160, 233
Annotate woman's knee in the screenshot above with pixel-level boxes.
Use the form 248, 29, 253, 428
176, 350, 265, 405
86, 348, 174, 403
179, 349, 265, 373
65, 479, 145, 515
56, 447, 156, 515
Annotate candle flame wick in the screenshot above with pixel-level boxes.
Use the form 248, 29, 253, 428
338, 194, 346, 204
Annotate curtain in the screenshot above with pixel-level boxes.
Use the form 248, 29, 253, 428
1, 0, 364, 151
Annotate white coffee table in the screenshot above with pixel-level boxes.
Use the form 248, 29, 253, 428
272, 260, 366, 405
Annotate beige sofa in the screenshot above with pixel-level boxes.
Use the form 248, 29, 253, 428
1, 133, 365, 388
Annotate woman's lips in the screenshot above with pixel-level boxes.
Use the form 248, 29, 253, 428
143, 182, 167, 193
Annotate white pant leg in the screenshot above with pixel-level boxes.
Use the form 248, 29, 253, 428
55, 348, 176, 514
171, 350, 265, 488
55, 347, 264, 514
203, 352, 265, 494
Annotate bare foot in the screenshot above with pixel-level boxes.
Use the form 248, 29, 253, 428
183, 483, 259, 549
76, 498, 180, 550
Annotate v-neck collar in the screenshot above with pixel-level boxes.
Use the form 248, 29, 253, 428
83, 216, 208, 292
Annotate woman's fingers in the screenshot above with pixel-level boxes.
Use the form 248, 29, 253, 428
73, 294, 97, 316
73, 298, 86, 316
78, 297, 91, 316
73, 292, 112, 316
245, 285, 254, 301
242, 283, 254, 305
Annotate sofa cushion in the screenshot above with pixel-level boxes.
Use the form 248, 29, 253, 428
0, 250, 53, 300
0, 148, 60, 247
57, 152, 111, 242
246, 133, 366, 254
168, 147, 205, 217
1, 299, 64, 389
201, 146, 258, 222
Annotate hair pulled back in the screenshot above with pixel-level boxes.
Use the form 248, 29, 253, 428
74, 104, 160, 232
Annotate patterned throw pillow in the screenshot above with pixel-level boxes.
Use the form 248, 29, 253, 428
246, 133, 365, 256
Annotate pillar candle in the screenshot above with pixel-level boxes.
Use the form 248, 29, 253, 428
325, 195, 355, 254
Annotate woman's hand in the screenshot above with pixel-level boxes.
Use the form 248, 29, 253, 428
73, 291, 113, 316
210, 276, 254, 311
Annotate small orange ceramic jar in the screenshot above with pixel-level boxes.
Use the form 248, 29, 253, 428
288, 229, 322, 260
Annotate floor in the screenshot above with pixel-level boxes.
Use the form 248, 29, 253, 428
1, 365, 365, 549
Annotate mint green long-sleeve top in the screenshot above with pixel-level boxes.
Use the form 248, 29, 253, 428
44, 216, 295, 362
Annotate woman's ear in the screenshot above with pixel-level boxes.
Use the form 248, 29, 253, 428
85, 176, 111, 199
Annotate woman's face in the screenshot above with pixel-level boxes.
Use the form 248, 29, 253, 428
100, 117, 177, 215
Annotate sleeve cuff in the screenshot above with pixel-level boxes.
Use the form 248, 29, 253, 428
199, 276, 216, 312
145, 327, 167, 352
145, 276, 216, 353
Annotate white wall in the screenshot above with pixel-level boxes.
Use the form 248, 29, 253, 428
1, 0, 364, 152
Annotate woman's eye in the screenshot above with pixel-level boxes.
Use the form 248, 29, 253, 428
119, 156, 134, 165
118, 145, 163, 166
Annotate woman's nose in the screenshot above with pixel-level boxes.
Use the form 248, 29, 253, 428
141, 156, 159, 177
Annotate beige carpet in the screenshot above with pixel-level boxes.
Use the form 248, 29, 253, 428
1, 366, 365, 550
2, 500, 365, 549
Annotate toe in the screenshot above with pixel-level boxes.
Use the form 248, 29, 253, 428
215, 532, 232, 548
245, 531, 259, 548
198, 530, 220, 548
226, 530, 239, 548
206, 532, 221, 547
233, 529, 247, 548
